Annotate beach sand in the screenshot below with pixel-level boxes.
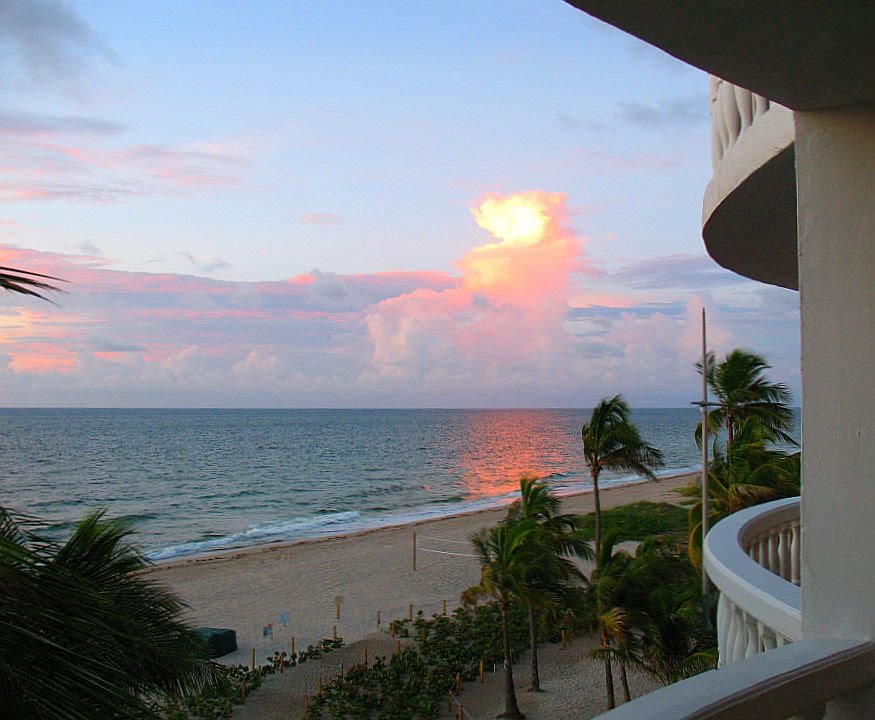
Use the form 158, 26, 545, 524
148, 473, 693, 718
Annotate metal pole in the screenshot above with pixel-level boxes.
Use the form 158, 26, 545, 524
701, 308, 710, 596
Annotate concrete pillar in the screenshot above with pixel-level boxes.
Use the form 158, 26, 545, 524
796, 106, 875, 717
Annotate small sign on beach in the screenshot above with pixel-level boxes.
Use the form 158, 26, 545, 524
263, 624, 273, 640
279, 612, 290, 626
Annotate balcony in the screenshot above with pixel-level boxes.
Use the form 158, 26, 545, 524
704, 497, 801, 665
593, 498, 875, 719
702, 77, 797, 290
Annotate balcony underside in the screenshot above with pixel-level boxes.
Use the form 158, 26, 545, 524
703, 146, 797, 290
562, 1, 875, 111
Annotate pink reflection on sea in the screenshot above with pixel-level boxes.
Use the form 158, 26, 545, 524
454, 410, 574, 500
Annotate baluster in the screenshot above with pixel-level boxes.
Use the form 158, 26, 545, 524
759, 536, 769, 567
744, 612, 759, 658
753, 93, 770, 118
727, 603, 743, 664
734, 85, 754, 131
778, 523, 792, 580
716, 594, 730, 665
709, 76, 724, 167
767, 531, 780, 573
719, 80, 741, 149
791, 521, 801, 585
714, 78, 731, 155
761, 625, 778, 651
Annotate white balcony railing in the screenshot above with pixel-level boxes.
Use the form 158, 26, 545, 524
594, 498, 875, 719
704, 497, 802, 665
709, 76, 772, 168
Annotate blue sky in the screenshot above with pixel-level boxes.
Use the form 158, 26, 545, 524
0, 0, 800, 407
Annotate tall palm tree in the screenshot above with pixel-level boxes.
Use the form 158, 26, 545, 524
0, 509, 219, 719
467, 522, 535, 719
696, 349, 794, 452
581, 396, 664, 554
505, 476, 591, 692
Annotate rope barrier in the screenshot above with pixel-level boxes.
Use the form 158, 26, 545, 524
417, 534, 471, 545
418, 547, 480, 558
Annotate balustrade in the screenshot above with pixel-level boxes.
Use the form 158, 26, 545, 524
710, 76, 772, 168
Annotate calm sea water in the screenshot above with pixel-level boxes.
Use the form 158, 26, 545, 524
0, 408, 705, 561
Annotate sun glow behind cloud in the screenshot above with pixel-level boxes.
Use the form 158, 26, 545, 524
0, 190, 800, 407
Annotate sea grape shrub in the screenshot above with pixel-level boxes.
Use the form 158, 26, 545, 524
154, 664, 271, 719
306, 601, 535, 719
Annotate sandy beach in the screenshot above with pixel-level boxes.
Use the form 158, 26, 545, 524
148, 473, 693, 717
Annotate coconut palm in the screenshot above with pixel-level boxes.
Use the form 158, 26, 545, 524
467, 521, 536, 719
505, 476, 591, 691
0, 508, 219, 719
695, 349, 794, 452
581, 396, 664, 554
684, 418, 801, 566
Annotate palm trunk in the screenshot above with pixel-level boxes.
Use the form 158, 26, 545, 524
499, 600, 525, 719
527, 599, 541, 692
620, 660, 630, 702
601, 631, 615, 710
591, 468, 602, 555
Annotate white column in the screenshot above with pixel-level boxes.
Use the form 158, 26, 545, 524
797, 106, 875, 718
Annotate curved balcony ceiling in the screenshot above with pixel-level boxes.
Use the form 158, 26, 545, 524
563, 1, 875, 111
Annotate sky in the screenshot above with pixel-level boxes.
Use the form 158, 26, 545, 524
0, 0, 800, 408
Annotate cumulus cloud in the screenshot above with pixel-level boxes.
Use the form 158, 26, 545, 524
0, 199, 800, 407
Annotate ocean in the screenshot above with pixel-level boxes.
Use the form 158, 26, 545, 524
0, 408, 705, 561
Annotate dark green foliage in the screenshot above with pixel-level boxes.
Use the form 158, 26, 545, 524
305, 603, 531, 719
577, 502, 688, 543
0, 508, 220, 720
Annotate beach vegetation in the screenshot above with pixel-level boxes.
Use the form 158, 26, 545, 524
581, 395, 664, 556
576, 501, 688, 543
465, 521, 535, 718
504, 476, 591, 692
305, 602, 531, 719
0, 508, 220, 720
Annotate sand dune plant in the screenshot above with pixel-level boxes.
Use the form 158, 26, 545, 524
0, 508, 219, 720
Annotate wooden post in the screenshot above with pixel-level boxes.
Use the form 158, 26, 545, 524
291, 636, 295, 656
240, 681, 245, 701
335, 595, 343, 620
377, 610, 381, 628
333, 625, 337, 641
304, 695, 309, 710
408, 603, 413, 621
479, 659, 485, 683
390, 621, 396, 637
413, 532, 417, 571
455, 672, 461, 694
280, 654, 284, 673
448, 692, 453, 712
250, 648, 256, 671
364, 647, 368, 665
421, 626, 426, 643
442, 599, 447, 615
395, 639, 401, 655
562, 629, 567, 648
458, 705, 464, 720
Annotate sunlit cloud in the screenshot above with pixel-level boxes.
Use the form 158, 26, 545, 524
0, 189, 800, 407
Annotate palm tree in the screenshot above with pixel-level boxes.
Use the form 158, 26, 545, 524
0, 508, 219, 719
467, 522, 535, 719
684, 418, 800, 566
584, 532, 632, 710
505, 476, 591, 692
581, 396, 664, 554
696, 349, 794, 452
0, 266, 64, 301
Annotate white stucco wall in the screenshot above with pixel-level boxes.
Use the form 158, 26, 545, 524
797, 106, 875, 717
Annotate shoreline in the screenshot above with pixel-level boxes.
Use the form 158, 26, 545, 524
148, 472, 695, 669
149, 470, 697, 571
